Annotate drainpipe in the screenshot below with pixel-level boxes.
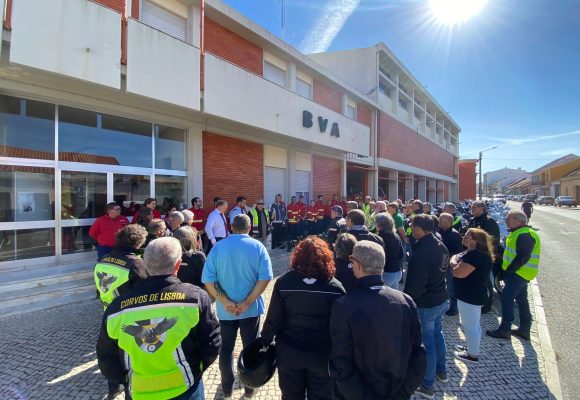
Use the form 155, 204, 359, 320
200, 0, 205, 92
121, 1, 128, 65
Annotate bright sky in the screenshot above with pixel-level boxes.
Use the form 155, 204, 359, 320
221, 0, 580, 173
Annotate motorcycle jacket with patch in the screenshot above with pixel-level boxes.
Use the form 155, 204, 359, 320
94, 247, 148, 309
97, 275, 221, 400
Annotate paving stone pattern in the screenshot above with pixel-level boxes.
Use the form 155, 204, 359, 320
0, 249, 551, 400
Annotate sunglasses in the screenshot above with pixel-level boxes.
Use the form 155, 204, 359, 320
257, 203, 264, 205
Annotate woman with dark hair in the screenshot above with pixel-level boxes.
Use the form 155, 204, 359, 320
450, 228, 494, 364
333, 232, 358, 293
133, 207, 153, 229
261, 237, 345, 400
173, 226, 206, 288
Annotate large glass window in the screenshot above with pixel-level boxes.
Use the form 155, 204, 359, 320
155, 125, 186, 170
0, 228, 55, 261
0, 166, 55, 223
62, 226, 95, 255
0, 95, 55, 159
113, 174, 151, 216
59, 106, 152, 167
156, 175, 186, 214
61, 171, 107, 219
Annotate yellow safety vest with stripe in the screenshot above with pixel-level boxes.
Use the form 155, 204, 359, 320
405, 213, 415, 236
453, 215, 462, 228
95, 255, 134, 309
106, 300, 201, 400
502, 227, 541, 281
248, 208, 270, 233
362, 203, 372, 216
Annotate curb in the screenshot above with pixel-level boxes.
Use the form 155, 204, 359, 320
530, 278, 563, 400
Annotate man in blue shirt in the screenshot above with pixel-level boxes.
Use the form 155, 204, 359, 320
202, 214, 273, 399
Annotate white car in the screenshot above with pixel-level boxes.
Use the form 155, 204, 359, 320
492, 194, 507, 204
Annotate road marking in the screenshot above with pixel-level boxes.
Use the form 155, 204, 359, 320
558, 230, 578, 235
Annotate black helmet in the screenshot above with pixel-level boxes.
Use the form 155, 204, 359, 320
237, 337, 277, 389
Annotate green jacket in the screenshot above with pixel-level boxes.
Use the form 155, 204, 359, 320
97, 275, 221, 400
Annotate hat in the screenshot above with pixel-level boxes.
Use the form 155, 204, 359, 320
331, 205, 343, 215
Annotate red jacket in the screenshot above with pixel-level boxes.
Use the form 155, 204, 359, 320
89, 215, 129, 247
287, 203, 301, 224
296, 202, 307, 219
315, 201, 326, 220
330, 199, 339, 207
132, 209, 161, 222
188, 207, 206, 232
306, 206, 318, 222
339, 201, 348, 213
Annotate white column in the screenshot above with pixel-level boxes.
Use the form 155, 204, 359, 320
287, 148, 296, 198
187, 124, 203, 202
388, 170, 398, 200
436, 180, 444, 203
341, 158, 347, 198
405, 175, 414, 201
393, 73, 399, 114
418, 177, 427, 201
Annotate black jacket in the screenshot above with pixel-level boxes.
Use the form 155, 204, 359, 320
334, 256, 358, 293
178, 251, 206, 288
330, 275, 426, 400
100, 246, 148, 295
348, 228, 385, 248
377, 230, 404, 273
261, 270, 345, 358
97, 275, 221, 398
467, 212, 500, 251
404, 234, 449, 308
327, 217, 346, 244
439, 227, 464, 257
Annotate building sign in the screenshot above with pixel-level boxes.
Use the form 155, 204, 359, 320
302, 110, 340, 137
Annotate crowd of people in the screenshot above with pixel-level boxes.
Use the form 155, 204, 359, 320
91, 193, 541, 400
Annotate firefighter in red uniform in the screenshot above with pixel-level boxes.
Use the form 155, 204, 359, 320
286, 196, 301, 251
297, 195, 307, 240
339, 196, 348, 214
306, 200, 318, 236
315, 195, 326, 235
189, 197, 207, 251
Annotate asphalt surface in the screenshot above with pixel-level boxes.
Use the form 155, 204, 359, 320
512, 201, 580, 400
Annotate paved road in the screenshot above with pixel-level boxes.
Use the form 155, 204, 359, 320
511, 201, 580, 400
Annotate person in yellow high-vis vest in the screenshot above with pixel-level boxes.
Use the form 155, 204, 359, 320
486, 210, 540, 341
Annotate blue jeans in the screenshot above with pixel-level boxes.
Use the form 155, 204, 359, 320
499, 273, 531, 333
174, 380, 205, 400
219, 317, 261, 396
446, 267, 457, 312
418, 300, 448, 389
457, 300, 482, 357
382, 271, 402, 290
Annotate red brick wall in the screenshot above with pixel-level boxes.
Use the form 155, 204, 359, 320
202, 132, 264, 213
378, 112, 454, 178
92, 0, 124, 13
459, 161, 477, 201
313, 155, 342, 199
205, 17, 263, 76
357, 105, 372, 127
131, 0, 139, 18
313, 80, 342, 114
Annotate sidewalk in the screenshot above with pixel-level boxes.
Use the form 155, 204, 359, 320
0, 249, 559, 400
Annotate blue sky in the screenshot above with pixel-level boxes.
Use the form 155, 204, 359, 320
221, 0, 580, 173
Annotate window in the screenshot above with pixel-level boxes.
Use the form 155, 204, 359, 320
141, 0, 187, 41
264, 61, 286, 87
155, 125, 186, 170
398, 97, 408, 110
0, 95, 55, 159
346, 104, 356, 119
0, 166, 55, 222
59, 106, 152, 167
156, 175, 186, 214
0, 228, 55, 262
113, 174, 151, 216
61, 171, 107, 219
414, 107, 422, 120
296, 78, 311, 99
399, 84, 408, 94
379, 82, 391, 98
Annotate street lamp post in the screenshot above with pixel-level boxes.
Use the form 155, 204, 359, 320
478, 146, 498, 200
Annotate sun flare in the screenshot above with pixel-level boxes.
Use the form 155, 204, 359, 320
428, 0, 488, 25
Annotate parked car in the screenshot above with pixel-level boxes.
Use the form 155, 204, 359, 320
536, 196, 554, 205
555, 196, 578, 207
524, 194, 538, 202
492, 194, 507, 204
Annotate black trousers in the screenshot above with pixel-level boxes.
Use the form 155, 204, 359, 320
287, 223, 299, 246
272, 223, 285, 249
278, 366, 332, 400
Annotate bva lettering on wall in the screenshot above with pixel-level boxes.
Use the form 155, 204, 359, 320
302, 110, 340, 137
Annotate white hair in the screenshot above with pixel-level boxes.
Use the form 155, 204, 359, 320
144, 237, 182, 276
352, 241, 385, 275
181, 209, 194, 224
